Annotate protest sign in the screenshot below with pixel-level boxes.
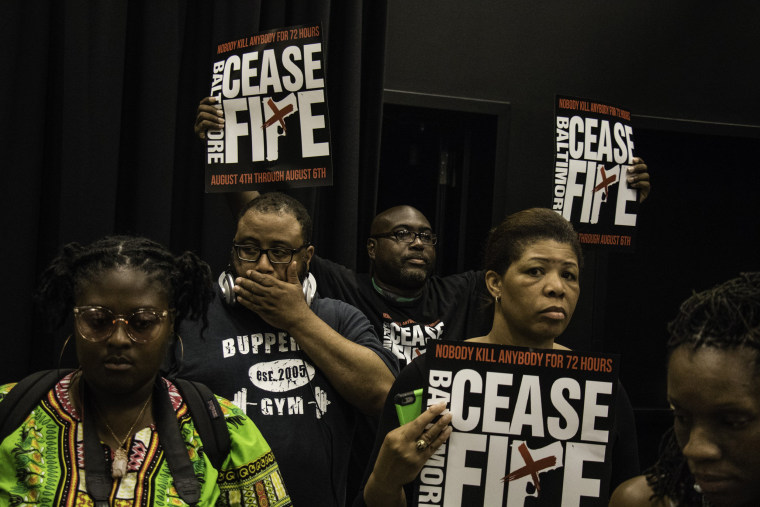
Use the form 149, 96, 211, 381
417, 341, 620, 506
553, 95, 638, 250
204, 24, 332, 192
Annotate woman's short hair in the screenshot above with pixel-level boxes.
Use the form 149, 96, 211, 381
483, 207, 583, 275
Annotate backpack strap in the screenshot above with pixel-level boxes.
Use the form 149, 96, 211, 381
81, 376, 217, 506
81, 386, 115, 507
0, 369, 73, 444
174, 378, 230, 471
154, 378, 201, 504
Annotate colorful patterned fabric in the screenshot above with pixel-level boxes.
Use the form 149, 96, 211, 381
0, 374, 291, 506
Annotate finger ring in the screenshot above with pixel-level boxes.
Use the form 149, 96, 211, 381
416, 439, 428, 451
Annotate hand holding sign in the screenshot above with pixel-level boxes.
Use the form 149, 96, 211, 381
194, 96, 224, 140
626, 157, 650, 202
364, 402, 452, 506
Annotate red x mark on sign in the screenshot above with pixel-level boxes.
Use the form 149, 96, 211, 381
503, 442, 558, 493
262, 98, 294, 133
593, 165, 617, 199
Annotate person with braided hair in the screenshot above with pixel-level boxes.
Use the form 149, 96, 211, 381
611, 272, 760, 507
0, 235, 291, 506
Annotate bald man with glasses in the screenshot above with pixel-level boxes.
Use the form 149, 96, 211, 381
310, 205, 493, 369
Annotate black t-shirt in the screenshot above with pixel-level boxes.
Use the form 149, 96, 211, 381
179, 291, 397, 507
311, 256, 493, 368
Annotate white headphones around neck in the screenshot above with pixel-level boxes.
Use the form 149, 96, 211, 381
218, 270, 237, 306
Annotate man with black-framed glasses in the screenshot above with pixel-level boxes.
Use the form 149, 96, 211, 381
179, 192, 398, 507
310, 204, 493, 370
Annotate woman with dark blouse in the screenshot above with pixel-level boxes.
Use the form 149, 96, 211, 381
357, 208, 639, 506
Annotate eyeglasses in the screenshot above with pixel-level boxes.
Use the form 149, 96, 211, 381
371, 229, 438, 245
233, 243, 310, 264
73, 306, 172, 343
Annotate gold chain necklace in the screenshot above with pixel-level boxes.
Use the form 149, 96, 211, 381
95, 394, 152, 479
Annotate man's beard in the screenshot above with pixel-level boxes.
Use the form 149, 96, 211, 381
395, 264, 431, 291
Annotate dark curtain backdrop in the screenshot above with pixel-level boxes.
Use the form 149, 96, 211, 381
0, 0, 387, 383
